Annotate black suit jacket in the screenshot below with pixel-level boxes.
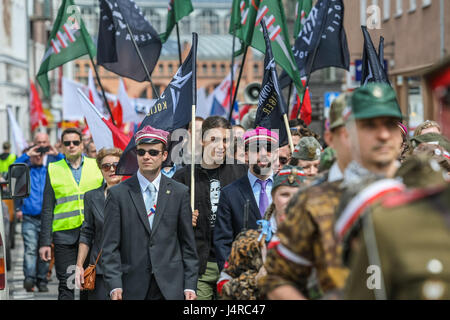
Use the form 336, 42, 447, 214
213, 174, 261, 270
79, 184, 106, 274
101, 173, 199, 300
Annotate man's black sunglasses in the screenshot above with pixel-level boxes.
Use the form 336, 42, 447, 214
63, 140, 81, 147
136, 149, 163, 157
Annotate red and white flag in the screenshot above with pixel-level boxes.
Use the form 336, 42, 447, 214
118, 78, 139, 123
30, 80, 48, 131
88, 68, 106, 115
77, 89, 130, 151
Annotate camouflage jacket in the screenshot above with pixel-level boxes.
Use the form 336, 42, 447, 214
258, 181, 349, 299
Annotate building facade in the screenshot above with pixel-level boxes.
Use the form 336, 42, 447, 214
344, 0, 449, 130
73, 0, 264, 108
0, 0, 30, 152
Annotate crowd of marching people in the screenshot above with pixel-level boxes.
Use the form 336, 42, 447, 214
1, 81, 450, 301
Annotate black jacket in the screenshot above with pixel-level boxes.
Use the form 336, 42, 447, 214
79, 184, 106, 274
173, 163, 247, 275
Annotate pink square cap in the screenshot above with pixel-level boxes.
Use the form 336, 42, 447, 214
135, 125, 170, 145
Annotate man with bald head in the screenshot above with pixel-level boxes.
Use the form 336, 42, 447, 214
14, 131, 64, 292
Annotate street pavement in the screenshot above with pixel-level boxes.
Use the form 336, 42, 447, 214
8, 221, 58, 300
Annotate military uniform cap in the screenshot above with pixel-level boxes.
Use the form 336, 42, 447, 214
272, 165, 305, 193
329, 93, 350, 130
293, 136, 322, 161
346, 83, 403, 121
319, 147, 337, 172
410, 133, 450, 152
395, 154, 447, 189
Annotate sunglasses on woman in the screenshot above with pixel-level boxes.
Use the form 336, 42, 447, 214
101, 162, 119, 171
136, 149, 163, 157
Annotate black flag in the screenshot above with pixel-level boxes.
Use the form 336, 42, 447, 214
97, 0, 162, 82
254, 20, 288, 147
116, 48, 193, 175
361, 26, 390, 85
292, 0, 350, 78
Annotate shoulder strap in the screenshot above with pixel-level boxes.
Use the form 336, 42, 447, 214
94, 249, 102, 266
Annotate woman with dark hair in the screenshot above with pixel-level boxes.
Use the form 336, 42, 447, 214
75, 147, 123, 300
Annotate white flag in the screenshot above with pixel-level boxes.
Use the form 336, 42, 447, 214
62, 77, 87, 120
7, 107, 28, 155
118, 78, 138, 123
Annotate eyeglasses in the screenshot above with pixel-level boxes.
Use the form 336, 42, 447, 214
101, 162, 118, 171
136, 149, 163, 157
63, 140, 81, 147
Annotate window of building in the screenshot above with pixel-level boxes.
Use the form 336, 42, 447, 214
323, 67, 336, 82
220, 64, 226, 74
143, 9, 161, 32
395, 0, 403, 16
360, 0, 367, 26
179, 18, 191, 35
254, 63, 259, 76
203, 64, 208, 75
383, 0, 391, 20
168, 64, 173, 75
409, 0, 417, 11
211, 64, 217, 74
199, 10, 219, 34
152, 86, 161, 99
75, 64, 80, 74
85, 63, 90, 72
422, 0, 432, 8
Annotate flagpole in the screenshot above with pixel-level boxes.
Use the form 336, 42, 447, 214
89, 56, 116, 126
229, 26, 236, 118
176, 22, 183, 67
286, 81, 293, 114
191, 32, 198, 211
228, 44, 249, 123
296, 0, 330, 120
115, 2, 160, 100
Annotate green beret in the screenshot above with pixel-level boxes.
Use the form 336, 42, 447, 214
272, 165, 305, 192
292, 136, 322, 161
410, 133, 450, 152
395, 154, 447, 189
347, 83, 403, 121
319, 147, 337, 172
329, 93, 350, 130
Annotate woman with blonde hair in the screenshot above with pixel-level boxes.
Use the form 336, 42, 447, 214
75, 147, 123, 299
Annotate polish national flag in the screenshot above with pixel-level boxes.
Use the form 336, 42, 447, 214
77, 89, 130, 151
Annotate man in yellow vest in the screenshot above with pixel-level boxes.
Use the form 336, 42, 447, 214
0, 142, 16, 178
39, 128, 103, 300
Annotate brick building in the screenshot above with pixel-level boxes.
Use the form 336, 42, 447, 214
344, 0, 449, 130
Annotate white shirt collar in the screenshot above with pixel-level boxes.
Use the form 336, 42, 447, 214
137, 170, 162, 193
247, 169, 273, 187
328, 162, 344, 183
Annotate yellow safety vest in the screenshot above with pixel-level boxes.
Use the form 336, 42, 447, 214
48, 157, 103, 232
0, 153, 16, 173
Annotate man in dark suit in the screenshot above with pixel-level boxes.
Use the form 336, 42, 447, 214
214, 127, 279, 270
102, 125, 199, 300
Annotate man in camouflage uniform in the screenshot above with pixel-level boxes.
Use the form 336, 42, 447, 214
259, 93, 353, 299
344, 59, 450, 300
260, 83, 405, 299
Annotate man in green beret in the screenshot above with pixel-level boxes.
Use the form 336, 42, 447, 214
410, 132, 450, 153
290, 136, 322, 177
260, 83, 405, 300
344, 60, 450, 300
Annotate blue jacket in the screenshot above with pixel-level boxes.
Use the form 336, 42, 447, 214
14, 153, 64, 216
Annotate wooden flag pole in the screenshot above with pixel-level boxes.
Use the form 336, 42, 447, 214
115, 2, 160, 99
191, 32, 198, 210
176, 22, 183, 67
